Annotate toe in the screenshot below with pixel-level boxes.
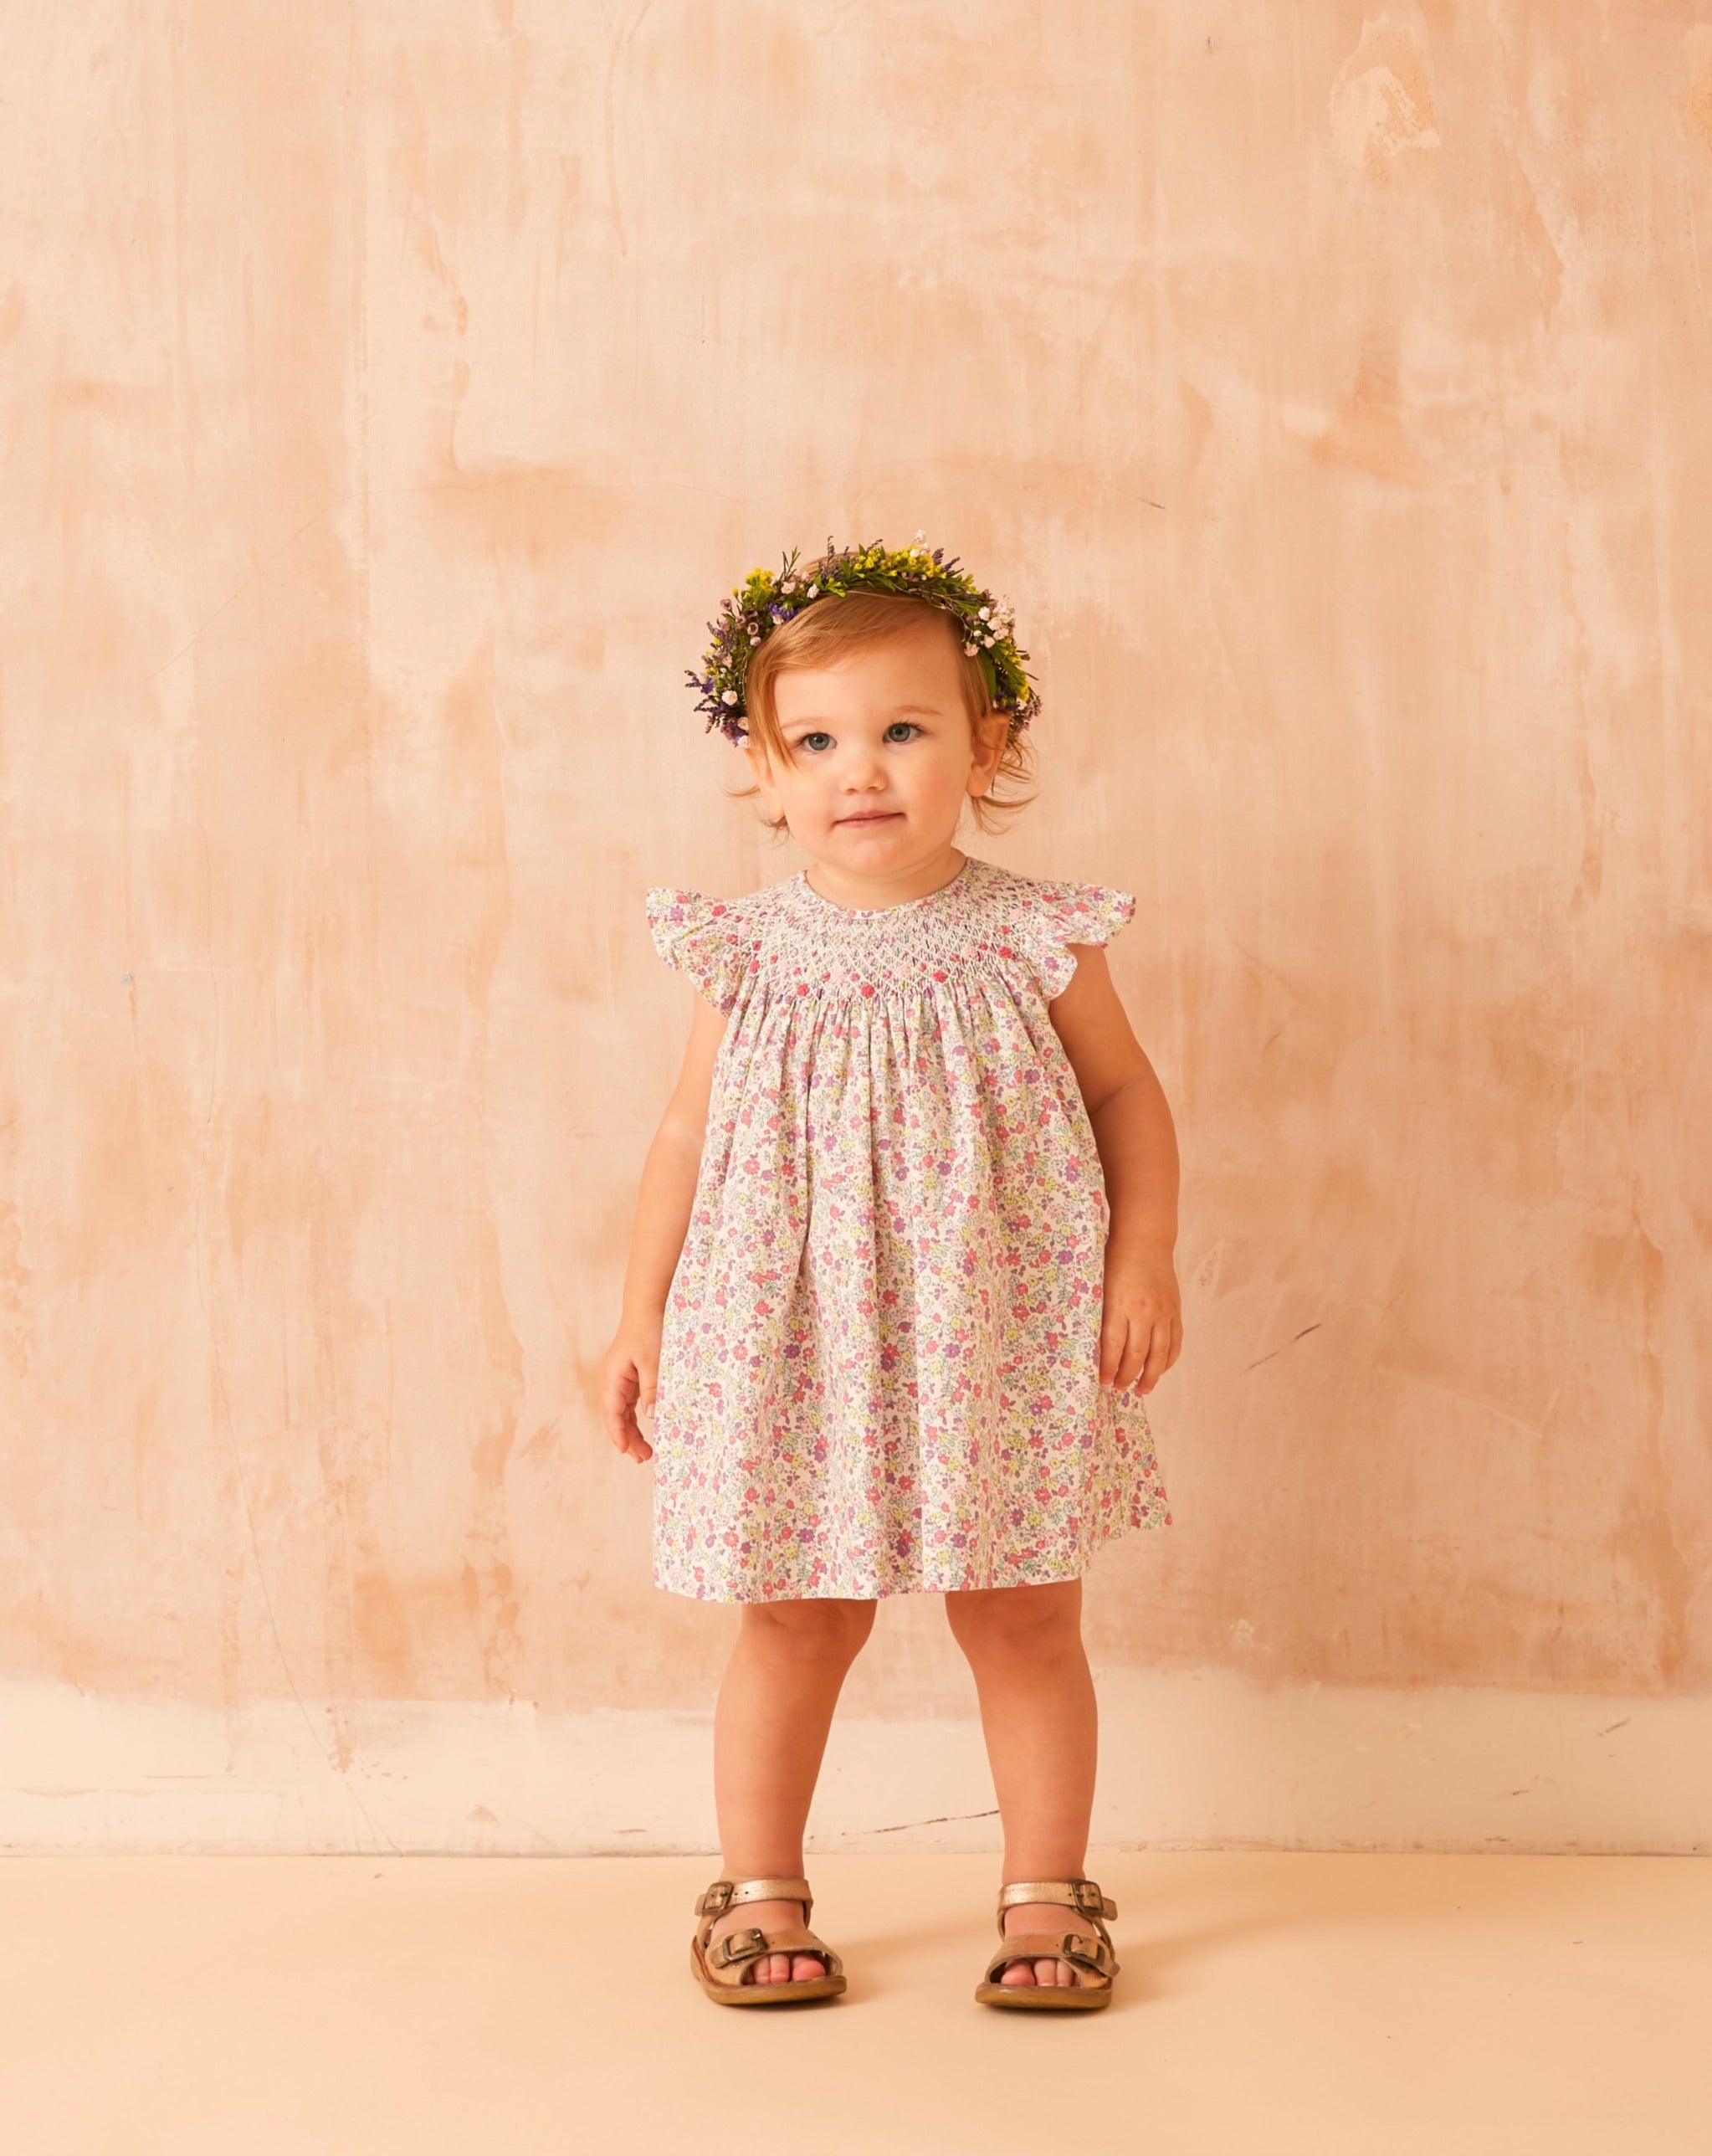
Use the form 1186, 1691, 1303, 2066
1033, 1956, 1060, 1985
792, 1953, 825, 1983
999, 1957, 1036, 1986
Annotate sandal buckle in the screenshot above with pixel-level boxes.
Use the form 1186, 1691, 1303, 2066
709, 1926, 767, 1969
696, 1881, 734, 1917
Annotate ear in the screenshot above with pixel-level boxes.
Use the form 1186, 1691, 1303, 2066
966, 706, 1008, 797
746, 738, 782, 815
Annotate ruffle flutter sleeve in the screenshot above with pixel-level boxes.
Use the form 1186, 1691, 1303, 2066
644, 887, 756, 1014
1015, 877, 1136, 1000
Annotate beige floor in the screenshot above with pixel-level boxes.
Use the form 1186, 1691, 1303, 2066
2, 1850, 1705, 2155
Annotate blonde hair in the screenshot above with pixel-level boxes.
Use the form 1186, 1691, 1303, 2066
727, 590, 1036, 836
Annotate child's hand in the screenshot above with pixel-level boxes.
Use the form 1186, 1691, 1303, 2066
1099, 1244, 1183, 1397
599, 1317, 662, 1463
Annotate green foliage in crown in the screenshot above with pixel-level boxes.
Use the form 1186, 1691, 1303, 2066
687, 534, 1041, 745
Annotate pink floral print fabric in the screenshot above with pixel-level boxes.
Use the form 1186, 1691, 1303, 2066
643, 854, 1171, 1603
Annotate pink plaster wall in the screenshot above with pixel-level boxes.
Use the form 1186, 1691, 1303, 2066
3, 3, 1709, 1733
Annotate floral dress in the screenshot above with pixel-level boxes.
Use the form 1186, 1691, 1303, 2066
643, 853, 1171, 1603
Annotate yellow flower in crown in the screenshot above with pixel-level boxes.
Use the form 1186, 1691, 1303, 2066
686, 533, 1041, 745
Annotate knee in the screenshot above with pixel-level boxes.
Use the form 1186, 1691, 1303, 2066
945, 1581, 1081, 1667
742, 1596, 876, 1666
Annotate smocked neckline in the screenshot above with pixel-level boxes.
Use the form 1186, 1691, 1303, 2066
795, 855, 979, 916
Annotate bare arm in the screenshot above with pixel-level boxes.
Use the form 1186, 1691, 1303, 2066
1046, 942, 1183, 1397
599, 989, 728, 1462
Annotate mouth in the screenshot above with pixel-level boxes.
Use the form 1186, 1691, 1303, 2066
838, 812, 900, 824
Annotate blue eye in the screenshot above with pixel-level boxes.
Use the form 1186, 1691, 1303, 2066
885, 722, 921, 742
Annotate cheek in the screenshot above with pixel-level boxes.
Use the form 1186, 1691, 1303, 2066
914, 746, 970, 793
764, 759, 819, 802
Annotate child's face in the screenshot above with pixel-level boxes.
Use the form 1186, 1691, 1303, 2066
747, 621, 1007, 870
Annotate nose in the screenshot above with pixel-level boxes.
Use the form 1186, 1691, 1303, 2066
837, 755, 889, 794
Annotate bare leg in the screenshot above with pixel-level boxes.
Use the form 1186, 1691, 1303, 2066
944, 1578, 1100, 1988
707, 1596, 877, 1984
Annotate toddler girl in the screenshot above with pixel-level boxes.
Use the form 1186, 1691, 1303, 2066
600, 537, 1181, 2011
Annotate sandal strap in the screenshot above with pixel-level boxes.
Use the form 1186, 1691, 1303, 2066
984, 1930, 1120, 1984
695, 1875, 814, 1920
705, 1926, 773, 1972
995, 1878, 1118, 1924
703, 1923, 843, 1979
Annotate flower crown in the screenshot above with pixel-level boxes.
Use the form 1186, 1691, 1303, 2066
687, 533, 1041, 747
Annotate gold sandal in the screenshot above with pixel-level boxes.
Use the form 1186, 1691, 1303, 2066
689, 1875, 848, 2007
974, 1877, 1120, 2011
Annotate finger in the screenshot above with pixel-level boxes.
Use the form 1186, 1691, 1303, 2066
1139, 1321, 1168, 1393
1114, 1320, 1148, 1393
1098, 1322, 1125, 1389
602, 1367, 637, 1448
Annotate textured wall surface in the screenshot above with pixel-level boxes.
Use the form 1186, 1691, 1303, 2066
3, 3, 1710, 1845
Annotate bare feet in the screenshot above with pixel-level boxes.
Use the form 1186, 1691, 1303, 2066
705, 1897, 828, 1986
995, 1900, 1101, 1989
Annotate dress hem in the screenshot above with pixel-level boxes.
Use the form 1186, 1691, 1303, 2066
650, 1501, 1171, 1606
